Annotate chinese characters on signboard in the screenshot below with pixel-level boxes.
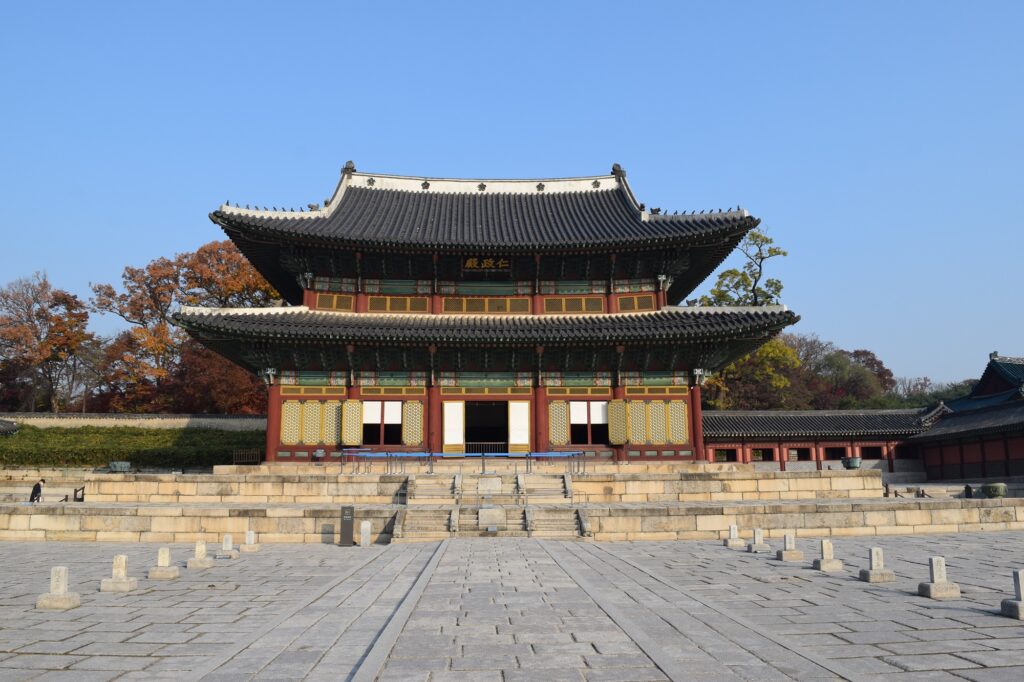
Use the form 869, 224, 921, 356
462, 257, 510, 271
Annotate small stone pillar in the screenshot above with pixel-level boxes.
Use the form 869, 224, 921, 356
239, 529, 260, 553
359, 521, 372, 548
813, 539, 843, 572
859, 547, 895, 583
216, 534, 240, 560
187, 540, 215, 569
747, 528, 771, 553
776, 532, 803, 562
100, 555, 139, 592
1000, 569, 1024, 619
918, 556, 961, 600
36, 566, 81, 610
723, 524, 745, 549
148, 547, 180, 580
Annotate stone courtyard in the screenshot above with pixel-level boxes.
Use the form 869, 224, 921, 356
1, 533, 1023, 681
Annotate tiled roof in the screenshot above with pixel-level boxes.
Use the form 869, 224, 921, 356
944, 387, 1023, 413
703, 409, 933, 439
0, 419, 18, 436
211, 165, 756, 253
909, 401, 1024, 442
173, 305, 798, 347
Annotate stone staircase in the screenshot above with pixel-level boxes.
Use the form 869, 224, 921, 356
392, 507, 453, 542
520, 474, 572, 504
459, 475, 522, 505
392, 504, 586, 541
529, 506, 586, 538
407, 475, 458, 505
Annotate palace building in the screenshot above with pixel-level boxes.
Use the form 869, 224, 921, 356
175, 162, 798, 463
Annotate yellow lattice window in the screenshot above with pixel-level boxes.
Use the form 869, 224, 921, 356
542, 296, 605, 314
301, 401, 321, 444
315, 293, 355, 311
608, 400, 627, 445
367, 296, 429, 313
627, 400, 647, 444
402, 400, 424, 446
322, 401, 341, 444
281, 401, 302, 446
618, 294, 657, 312
649, 401, 667, 444
548, 400, 569, 447
441, 297, 531, 314
668, 400, 688, 445
342, 400, 362, 446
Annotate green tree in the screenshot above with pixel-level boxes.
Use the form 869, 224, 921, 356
704, 338, 808, 409
699, 230, 788, 306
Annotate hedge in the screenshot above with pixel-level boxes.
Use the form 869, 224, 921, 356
0, 425, 264, 469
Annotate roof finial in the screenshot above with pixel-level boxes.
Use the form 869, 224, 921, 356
611, 163, 626, 179
991, 350, 1000, 360
342, 160, 356, 176
308, 203, 319, 210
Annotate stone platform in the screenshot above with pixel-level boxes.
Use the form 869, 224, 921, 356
2, 497, 1023, 544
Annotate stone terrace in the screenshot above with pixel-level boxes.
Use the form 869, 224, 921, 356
2, 533, 1024, 680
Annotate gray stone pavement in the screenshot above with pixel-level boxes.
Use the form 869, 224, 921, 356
0, 534, 1022, 680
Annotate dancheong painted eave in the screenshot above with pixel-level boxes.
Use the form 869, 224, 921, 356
210, 162, 759, 254
173, 305, 799, 347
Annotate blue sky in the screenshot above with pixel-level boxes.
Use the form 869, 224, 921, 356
1, 1, 1021, 383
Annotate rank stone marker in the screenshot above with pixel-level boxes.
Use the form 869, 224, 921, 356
100, 554, 138, 592
747, 528, 771, 553
1000, 569, 1024, 619
216, 533, 240, 559
813, 539, 844, 572
187, 540, 215, 569
859, 546, 896, 583
360, 520, 372, 548
239, 529, 260, 553
918, 556, 961, 600
35, 566, 80, 610
724, 524, 746, 549
148, 547, 180, 580
776, 532, 804, 561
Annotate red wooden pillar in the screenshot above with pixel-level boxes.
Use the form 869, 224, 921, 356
533, 386, 549, 454
886, 442, 895, 473
777, 443, 786, 472
428, 385, 442, 454
265, 383, 282, 463
612, 383, 626, 461
302, 288, 317, 308
431, 294, 442, 314
690, 383, 706, 462
814, 443, 823, 470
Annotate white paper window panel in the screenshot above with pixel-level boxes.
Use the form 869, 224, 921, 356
509, 401, 530, 445
362, 400, 381, 424
590, 401, 609, 424
383, 401, 402, 424
569, 401, 588, 424
443, 402, 464, 445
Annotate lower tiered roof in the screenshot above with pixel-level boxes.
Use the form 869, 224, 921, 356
174, 305, 799, 373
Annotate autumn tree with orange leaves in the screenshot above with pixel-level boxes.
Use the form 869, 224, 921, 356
89, 240, 277, 413
0, 273, 98, 411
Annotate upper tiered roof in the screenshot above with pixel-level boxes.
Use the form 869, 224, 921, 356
212, 163, 759, 304
212, 162, 756, 253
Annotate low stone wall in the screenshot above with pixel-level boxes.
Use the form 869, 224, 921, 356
0, 413, 266, 431
583, 498, 1024, 541
0, 503, 398, 544
571, 469, 883, 503
81, 474, 407, 505
2, 498, 1022, 544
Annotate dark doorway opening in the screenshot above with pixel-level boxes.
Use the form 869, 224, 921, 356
465, 401, 508, 453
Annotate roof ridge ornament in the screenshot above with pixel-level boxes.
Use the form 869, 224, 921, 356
611, 163, 626, 179
421, 180, 430, 190
536, 182, 545, 192
478, 183, 487, 192
342, 160, 356, 176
